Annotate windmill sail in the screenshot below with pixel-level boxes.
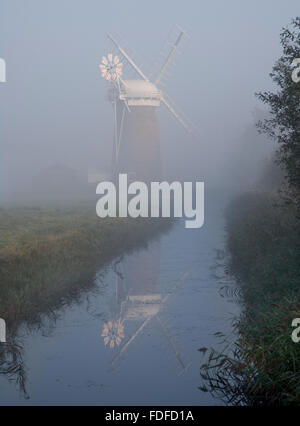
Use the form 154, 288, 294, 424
100, 28, 196, 181
107, 33, 149, 82
161, 94, 193, 134
155, 29, 185, 85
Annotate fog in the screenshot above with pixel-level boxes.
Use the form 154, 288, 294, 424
0, 0, 298, 201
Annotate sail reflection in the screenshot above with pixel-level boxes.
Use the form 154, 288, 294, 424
102, 242, 191, 374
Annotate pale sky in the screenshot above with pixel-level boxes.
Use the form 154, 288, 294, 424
0, 0, 299, 198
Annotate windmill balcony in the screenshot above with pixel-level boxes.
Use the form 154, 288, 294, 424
119, 79, 161, 107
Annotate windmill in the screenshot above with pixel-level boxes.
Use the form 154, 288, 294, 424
99, 27, 194, 183
101, 250, 192, 375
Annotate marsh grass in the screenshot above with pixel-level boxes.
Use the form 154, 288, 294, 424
200, 190, 300, 406
0, 204, 172, 334
0, 202, 172, 395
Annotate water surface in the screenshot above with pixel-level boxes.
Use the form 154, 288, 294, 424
0, 196, 239, 405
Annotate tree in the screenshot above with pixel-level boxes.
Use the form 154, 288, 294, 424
256, 18, 300, 196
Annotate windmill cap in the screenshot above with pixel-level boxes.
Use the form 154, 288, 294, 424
121, 79, 161, 100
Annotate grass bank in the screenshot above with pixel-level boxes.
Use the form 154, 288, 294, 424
0, 203, 172, 334
200, 190, 300, 406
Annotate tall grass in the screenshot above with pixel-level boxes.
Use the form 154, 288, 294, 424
0, 204, 171, 396
200, 190, 300, 406
0, 205, 172, 334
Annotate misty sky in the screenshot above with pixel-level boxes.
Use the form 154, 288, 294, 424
0, 0, 299, 198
